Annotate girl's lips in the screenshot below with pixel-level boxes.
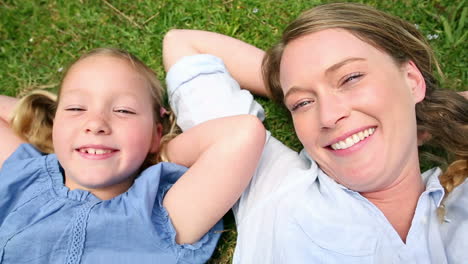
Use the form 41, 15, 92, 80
75, 146, 119, 160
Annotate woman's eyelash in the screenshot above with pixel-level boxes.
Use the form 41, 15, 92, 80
291, 100, 313, 112
342, 72, 364, 85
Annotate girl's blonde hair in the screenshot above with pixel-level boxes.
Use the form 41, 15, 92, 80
262, 3, 467, 206
11, 48, 178, 167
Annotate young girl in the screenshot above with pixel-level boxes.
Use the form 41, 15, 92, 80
162, 3, 467, 263
0, 48, 265, 263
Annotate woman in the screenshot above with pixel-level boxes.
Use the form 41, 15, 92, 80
163, 2, 467, 263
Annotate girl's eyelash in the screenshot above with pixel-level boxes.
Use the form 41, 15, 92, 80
65, 107, 85, 111
114, 109, 136, 114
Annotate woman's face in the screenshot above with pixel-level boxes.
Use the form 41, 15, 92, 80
280, 29, 426, 192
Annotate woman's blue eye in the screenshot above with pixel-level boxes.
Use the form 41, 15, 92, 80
342, 73, 363, 85
291, 100, 313, 112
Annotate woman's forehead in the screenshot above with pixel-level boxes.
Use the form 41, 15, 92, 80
279, 29, 390, 87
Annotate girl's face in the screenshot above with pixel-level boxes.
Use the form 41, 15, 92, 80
280, 29, 426, 192
52, 55, 161, 198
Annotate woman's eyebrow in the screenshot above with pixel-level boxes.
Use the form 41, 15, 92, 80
325, 57, 366, 76
283, 86, 311, 104
283, 57, 366, 103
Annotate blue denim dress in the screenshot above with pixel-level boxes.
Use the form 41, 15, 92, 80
0, 144, 222, 264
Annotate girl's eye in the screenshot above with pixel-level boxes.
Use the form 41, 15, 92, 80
65, 107, 85, 111
114, 109, 136, 114
291, 100, 314, 112
341, 72, 364, 86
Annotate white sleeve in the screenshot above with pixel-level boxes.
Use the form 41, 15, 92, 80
166, 54, 308, 224
166, 54, 265, 131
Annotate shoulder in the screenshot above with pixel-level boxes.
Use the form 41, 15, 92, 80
3, 143, 44, 164
124, 162, 188, 207
0, 144, 56, 223
443, 169, 468, 212
1, 143, 50, 180
234, 138, 314, 221
126, 162, 222, 263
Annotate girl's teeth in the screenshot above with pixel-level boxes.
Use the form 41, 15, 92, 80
95, 149, 105, 155
331, 128, 375, 150
79, 148, 111, 155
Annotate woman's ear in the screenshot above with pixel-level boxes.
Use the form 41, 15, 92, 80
149, 123, 163, 153
404, 60, 426, 103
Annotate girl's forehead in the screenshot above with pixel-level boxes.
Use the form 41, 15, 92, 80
64, 55, 141, 84
60, 55, 150, 96
69, 54, 133, 73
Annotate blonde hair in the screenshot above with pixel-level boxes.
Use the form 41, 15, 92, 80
11, 48, 178, 167
262, 3, 467, 204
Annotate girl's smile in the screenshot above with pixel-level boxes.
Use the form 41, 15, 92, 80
75, 145, 119, 160
52, 54, 161, 196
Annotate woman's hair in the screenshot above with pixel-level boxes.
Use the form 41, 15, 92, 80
11, 48, 178, 167
262, 3, 468, 201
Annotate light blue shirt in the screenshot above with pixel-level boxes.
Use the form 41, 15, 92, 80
0, 144, 222, 264
166, 54, 468, 264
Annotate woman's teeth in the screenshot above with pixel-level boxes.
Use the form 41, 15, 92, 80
331, 128, 375, 150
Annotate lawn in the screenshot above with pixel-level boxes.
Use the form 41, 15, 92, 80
0, 0, 466, 263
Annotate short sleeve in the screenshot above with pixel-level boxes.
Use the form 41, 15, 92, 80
166, 54, 265, 131
137, 162, 222, 263
0, 144, 49, 225
165, 54, 311, 225
3, 143, 43, 164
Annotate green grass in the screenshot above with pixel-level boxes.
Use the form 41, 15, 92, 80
1, 0, 466, 263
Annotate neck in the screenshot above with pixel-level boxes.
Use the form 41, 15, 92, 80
361, 164, 424, 243
65, 177, 134, 200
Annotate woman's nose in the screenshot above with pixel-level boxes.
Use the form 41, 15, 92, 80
317, 93, 350, 129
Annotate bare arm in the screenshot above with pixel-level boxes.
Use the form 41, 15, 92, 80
0, 95, 25, 167
460, 91, 468, 99
163, 115, 265, 244
163, 29, 268, 96
0, 95, 18, 122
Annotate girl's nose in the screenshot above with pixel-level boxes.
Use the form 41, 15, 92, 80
84, 114, 111, 135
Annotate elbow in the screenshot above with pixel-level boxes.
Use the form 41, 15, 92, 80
236, 115, 266, 156
163, 29, 183, 47
162, 29, 196, 71
162, 29, 183, 70
246, 115, 266, 144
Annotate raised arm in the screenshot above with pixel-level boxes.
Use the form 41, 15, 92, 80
0, 95, 18, 122
0, 95, 25, 167
162, 115, 265, 244
163, 29, 268, 96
